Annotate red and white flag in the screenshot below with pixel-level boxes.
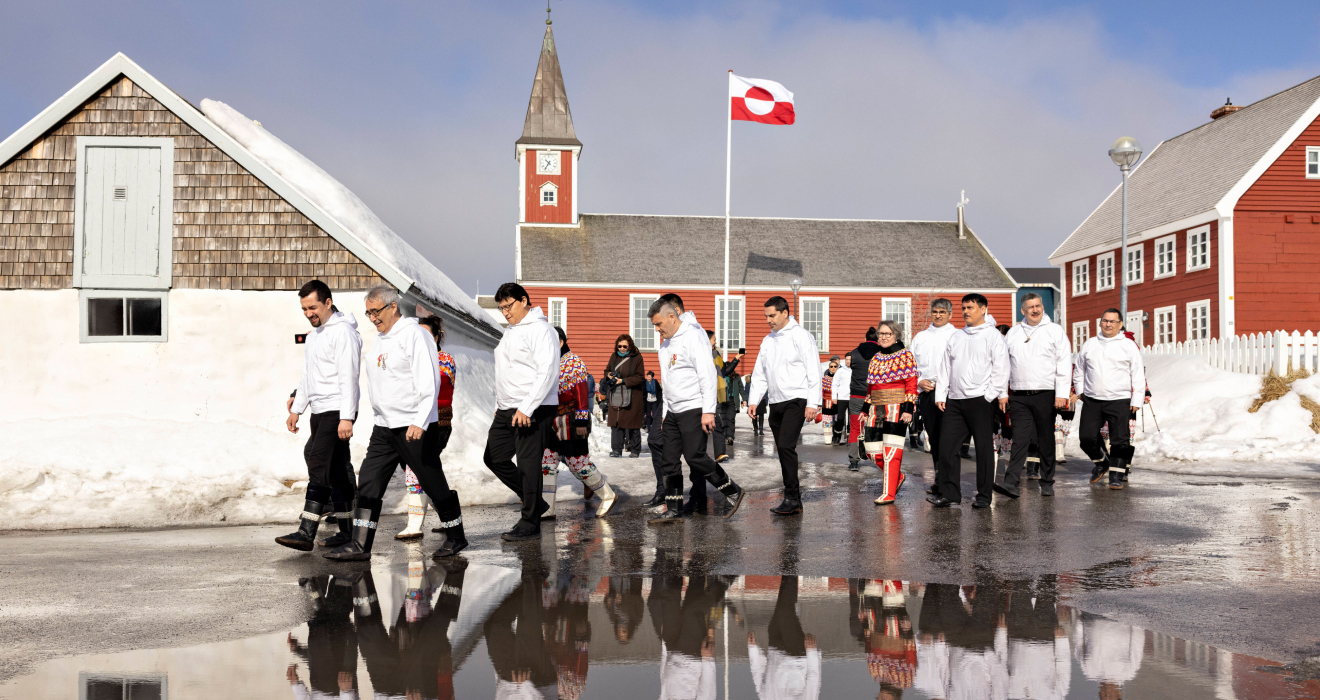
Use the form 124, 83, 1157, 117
730, 73, 795, 125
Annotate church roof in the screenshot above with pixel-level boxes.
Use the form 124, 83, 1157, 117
519, 214, 1016, 290
516, 25, 581, 150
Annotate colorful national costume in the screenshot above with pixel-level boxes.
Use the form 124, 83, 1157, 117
542, 349, 618, 517
855, 580, 917, 693
397, 351, 458, 540
821, 371, 835, 432
865, 345, 919, 505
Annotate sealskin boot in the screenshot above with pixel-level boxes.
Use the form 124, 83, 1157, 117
648, 491, 686, 525
276, 486, 331, 552
715, 478, 746, 519
593, 478, 618, 517
396, 492, 430, 540
1109, 445, 1133, 490
322, 501, 354, 548
541, 458, 559, 519
323, 499, 382, 561
431, 490, 468, 558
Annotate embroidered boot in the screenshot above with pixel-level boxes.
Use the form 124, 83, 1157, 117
396, 492, 430, 540
276, 485, 332, 552
431, 490, 467, 558
713, 475, 746, 519
874, 434, 906, 506
541, 449, 559, 519
647, 487, 686, 525
323, 498, 382, 562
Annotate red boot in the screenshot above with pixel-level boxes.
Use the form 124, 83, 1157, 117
874, 439, 905, 505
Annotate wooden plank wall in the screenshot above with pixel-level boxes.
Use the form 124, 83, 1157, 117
522, 149, 572, 225
0, 76, 383, 291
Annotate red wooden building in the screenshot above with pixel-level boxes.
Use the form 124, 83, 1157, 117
513, 25, 1018, 379
1051, 77, 1320, 350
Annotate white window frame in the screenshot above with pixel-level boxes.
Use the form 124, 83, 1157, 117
539, 182, 558, 207
79, 289, 169, 343
1095, 252, 1115, 291
880, 297, 912, 344
1187, 225, 1211, 272
716, 295, 746, 356
1072, 321, 1089, 353
80, 672, 168, 700
1154, 305, 1176, 345
1154, 234, 1177, 279
547, 297, 567, 330
799, 296, 830, 352
72, 136, 175, 290
1072, 259, 1090, 296
1307, 146, 1320, 179
1125, 245, 1144, 285
630, 294, 659, 351
1187, 300, 1211, 340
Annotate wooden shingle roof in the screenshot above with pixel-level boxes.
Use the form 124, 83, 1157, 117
515, 26, 581, 151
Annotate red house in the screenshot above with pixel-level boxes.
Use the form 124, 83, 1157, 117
1051, 77, 1320, 350
511, 25, 1019, 379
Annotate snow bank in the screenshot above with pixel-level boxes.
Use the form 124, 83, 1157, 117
197, 99, 492, 326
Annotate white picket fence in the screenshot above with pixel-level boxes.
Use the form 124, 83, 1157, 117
1142, 331, 1320, 375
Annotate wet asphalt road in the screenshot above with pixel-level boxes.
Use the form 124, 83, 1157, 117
1, 431, 1318, 682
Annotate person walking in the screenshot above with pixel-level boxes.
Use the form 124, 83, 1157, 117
482, 283, 561, 542
655, 293, 714, 514
604, 335, 645, 458
278, 280, 361, 552
830, 356, 851, 445
394, 314, 457, 541
724, 357, 747, 450
845, 328, 883, 470
541, 326, 618, 517
909, 299, 957, 494
643, 371, 662, 430
324, 285, 463, 561
862, 320, 919, 506
994, 293, 1071, 499
747, 296, 822, 516
646, 298, 746, 524
753, 387, 768, 436
928, 294, 1008, 509
1073, 308, 1145, 490
822, 356, 840, 442
710, 335, 746, 462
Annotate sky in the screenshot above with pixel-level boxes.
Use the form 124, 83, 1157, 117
3, 1, 1320, 295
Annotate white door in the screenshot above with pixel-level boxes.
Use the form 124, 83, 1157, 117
74, 137, 173, 289
1126, 310, 1143, 346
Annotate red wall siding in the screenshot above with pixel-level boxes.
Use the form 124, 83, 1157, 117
1064, 221, 1219, 344
1234, 115, 1320, 333
523, 149, 573, 224
523, 285, 1012, 383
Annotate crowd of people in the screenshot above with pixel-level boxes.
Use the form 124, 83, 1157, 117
276, 280, 1147, 562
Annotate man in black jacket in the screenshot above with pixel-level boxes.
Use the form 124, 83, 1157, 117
846, 328, 883, 470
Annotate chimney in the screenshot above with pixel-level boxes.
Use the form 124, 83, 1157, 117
956, 190, 969, 239
1210, 98, 1242, 120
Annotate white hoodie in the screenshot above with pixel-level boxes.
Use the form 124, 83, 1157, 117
910, 322, 958, 388
831, 363, 852, 402
659, 312, 719, 414
1073, 333, 1145, 407
747, 318, 823, 408
365, 316, 439, 429
935, 315, 1009, 403
292, 310, 362, 419
748, 642, 822, 700
494, 306, 560, 416
1005, 314, 1072, 397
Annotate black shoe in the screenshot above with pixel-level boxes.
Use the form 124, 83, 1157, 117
629, 452, 641, 458
609, 452, 622, 458
992, 483, 1020, 499
848, 461, 860, 472
500, 524, 541, 542
431, 491, 467, 558
926, 496, 956, 507
716, 454, 730, 463
727, 437, 735, 445
323, 501, 381, 561
682, 498, 708, 515
925, 485, 939, 495
1040, 483, 1055, 497
972, 499, 992, 509
1089, 461, 1108, 484
1027, 461, 1042, 480
643, 492, 666, 508
770, 497, 802, 516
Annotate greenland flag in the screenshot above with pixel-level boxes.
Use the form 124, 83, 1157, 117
730, 73, 795, 125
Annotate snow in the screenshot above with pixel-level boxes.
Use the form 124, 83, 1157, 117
197, 99, 494, 327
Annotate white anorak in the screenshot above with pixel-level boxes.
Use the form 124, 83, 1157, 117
910, 322, 958, 388
747, 319, 823, 408
1004, 314, 1072, 396
494, 306, 560, 416
935, 316, 1009, 403
1073, 334, 1145, 408
365, 316, 439, 429
660, 645, 717, 700
659, 314, 719, 414
831, 364, 852, 402
748, 641, 822, 700
1073, 617, 1144, 684
292, 310, 363, 419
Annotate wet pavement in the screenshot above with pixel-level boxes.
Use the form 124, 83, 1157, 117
2, 428, 1319, 698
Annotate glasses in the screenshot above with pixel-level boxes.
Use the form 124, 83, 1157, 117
1100, 318, 1122, 325
877, 332, 896, 338
364, 303, 393, 319
616, 344, 629, 349
497, 301, 519, 313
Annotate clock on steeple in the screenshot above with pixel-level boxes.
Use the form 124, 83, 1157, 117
515, 16, 580, 225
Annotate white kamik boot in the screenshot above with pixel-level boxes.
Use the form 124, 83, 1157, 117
542, 449, 559, 519
395, 492, 430, 540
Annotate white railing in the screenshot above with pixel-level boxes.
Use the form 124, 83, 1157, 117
1142, 331, 1320, 375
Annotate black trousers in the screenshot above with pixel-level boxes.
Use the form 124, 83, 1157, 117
1079, 396, 1132, 459
754, 396, 768, 432
611, 427, 641, 454
769, 576, 806, 657
768, 399, 807, 495
304, 411, 357, 502
832, 401, 848, 443
660, 408, 731, 492
918, 391, 943, 468
936, 397, 996, 503
1006, 392, 1059, 487
357, 423, 451, 505
644, 401, 659, 429
723, 401, 741, 443
483, 405, 556, 528
648, 413, 665, 495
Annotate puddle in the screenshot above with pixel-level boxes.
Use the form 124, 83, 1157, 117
4, 563, 1317, 699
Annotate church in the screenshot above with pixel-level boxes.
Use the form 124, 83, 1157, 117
513, 22, 1020, 379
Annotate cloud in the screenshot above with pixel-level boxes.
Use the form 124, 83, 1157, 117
1, 1, 1314, 294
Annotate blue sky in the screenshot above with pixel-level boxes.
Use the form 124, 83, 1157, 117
3, 1, 1319, 294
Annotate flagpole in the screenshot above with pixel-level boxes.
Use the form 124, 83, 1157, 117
724, 70, 732, 351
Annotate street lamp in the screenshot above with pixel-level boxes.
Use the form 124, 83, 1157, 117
1109, 136, 1142, 323
790, 277, 802, 316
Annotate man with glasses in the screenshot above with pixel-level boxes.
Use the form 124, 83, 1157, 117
325, 285, 461, 561
1072, 308, 1145, 490
909, 299, 957, 492
994, 293, 1071, 499
484, 282, 561, 540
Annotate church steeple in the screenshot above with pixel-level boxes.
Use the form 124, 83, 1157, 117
516, 11, 580, 226
516, 22, 581, 150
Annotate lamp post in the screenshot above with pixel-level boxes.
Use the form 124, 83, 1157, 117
1108, 137, 1142, 322
790, 277, 802, 317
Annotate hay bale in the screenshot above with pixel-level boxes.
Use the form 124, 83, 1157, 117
1249, 370, 1295, 413
1299, 395, 1320, 434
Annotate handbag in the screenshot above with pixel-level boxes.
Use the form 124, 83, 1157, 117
608, 357, 633, 409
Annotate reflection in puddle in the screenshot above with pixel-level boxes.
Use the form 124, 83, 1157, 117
5, 560, 1318, 700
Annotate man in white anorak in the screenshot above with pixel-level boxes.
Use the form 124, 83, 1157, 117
1072, 308, 1146, 490
909, 298, 958, 496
